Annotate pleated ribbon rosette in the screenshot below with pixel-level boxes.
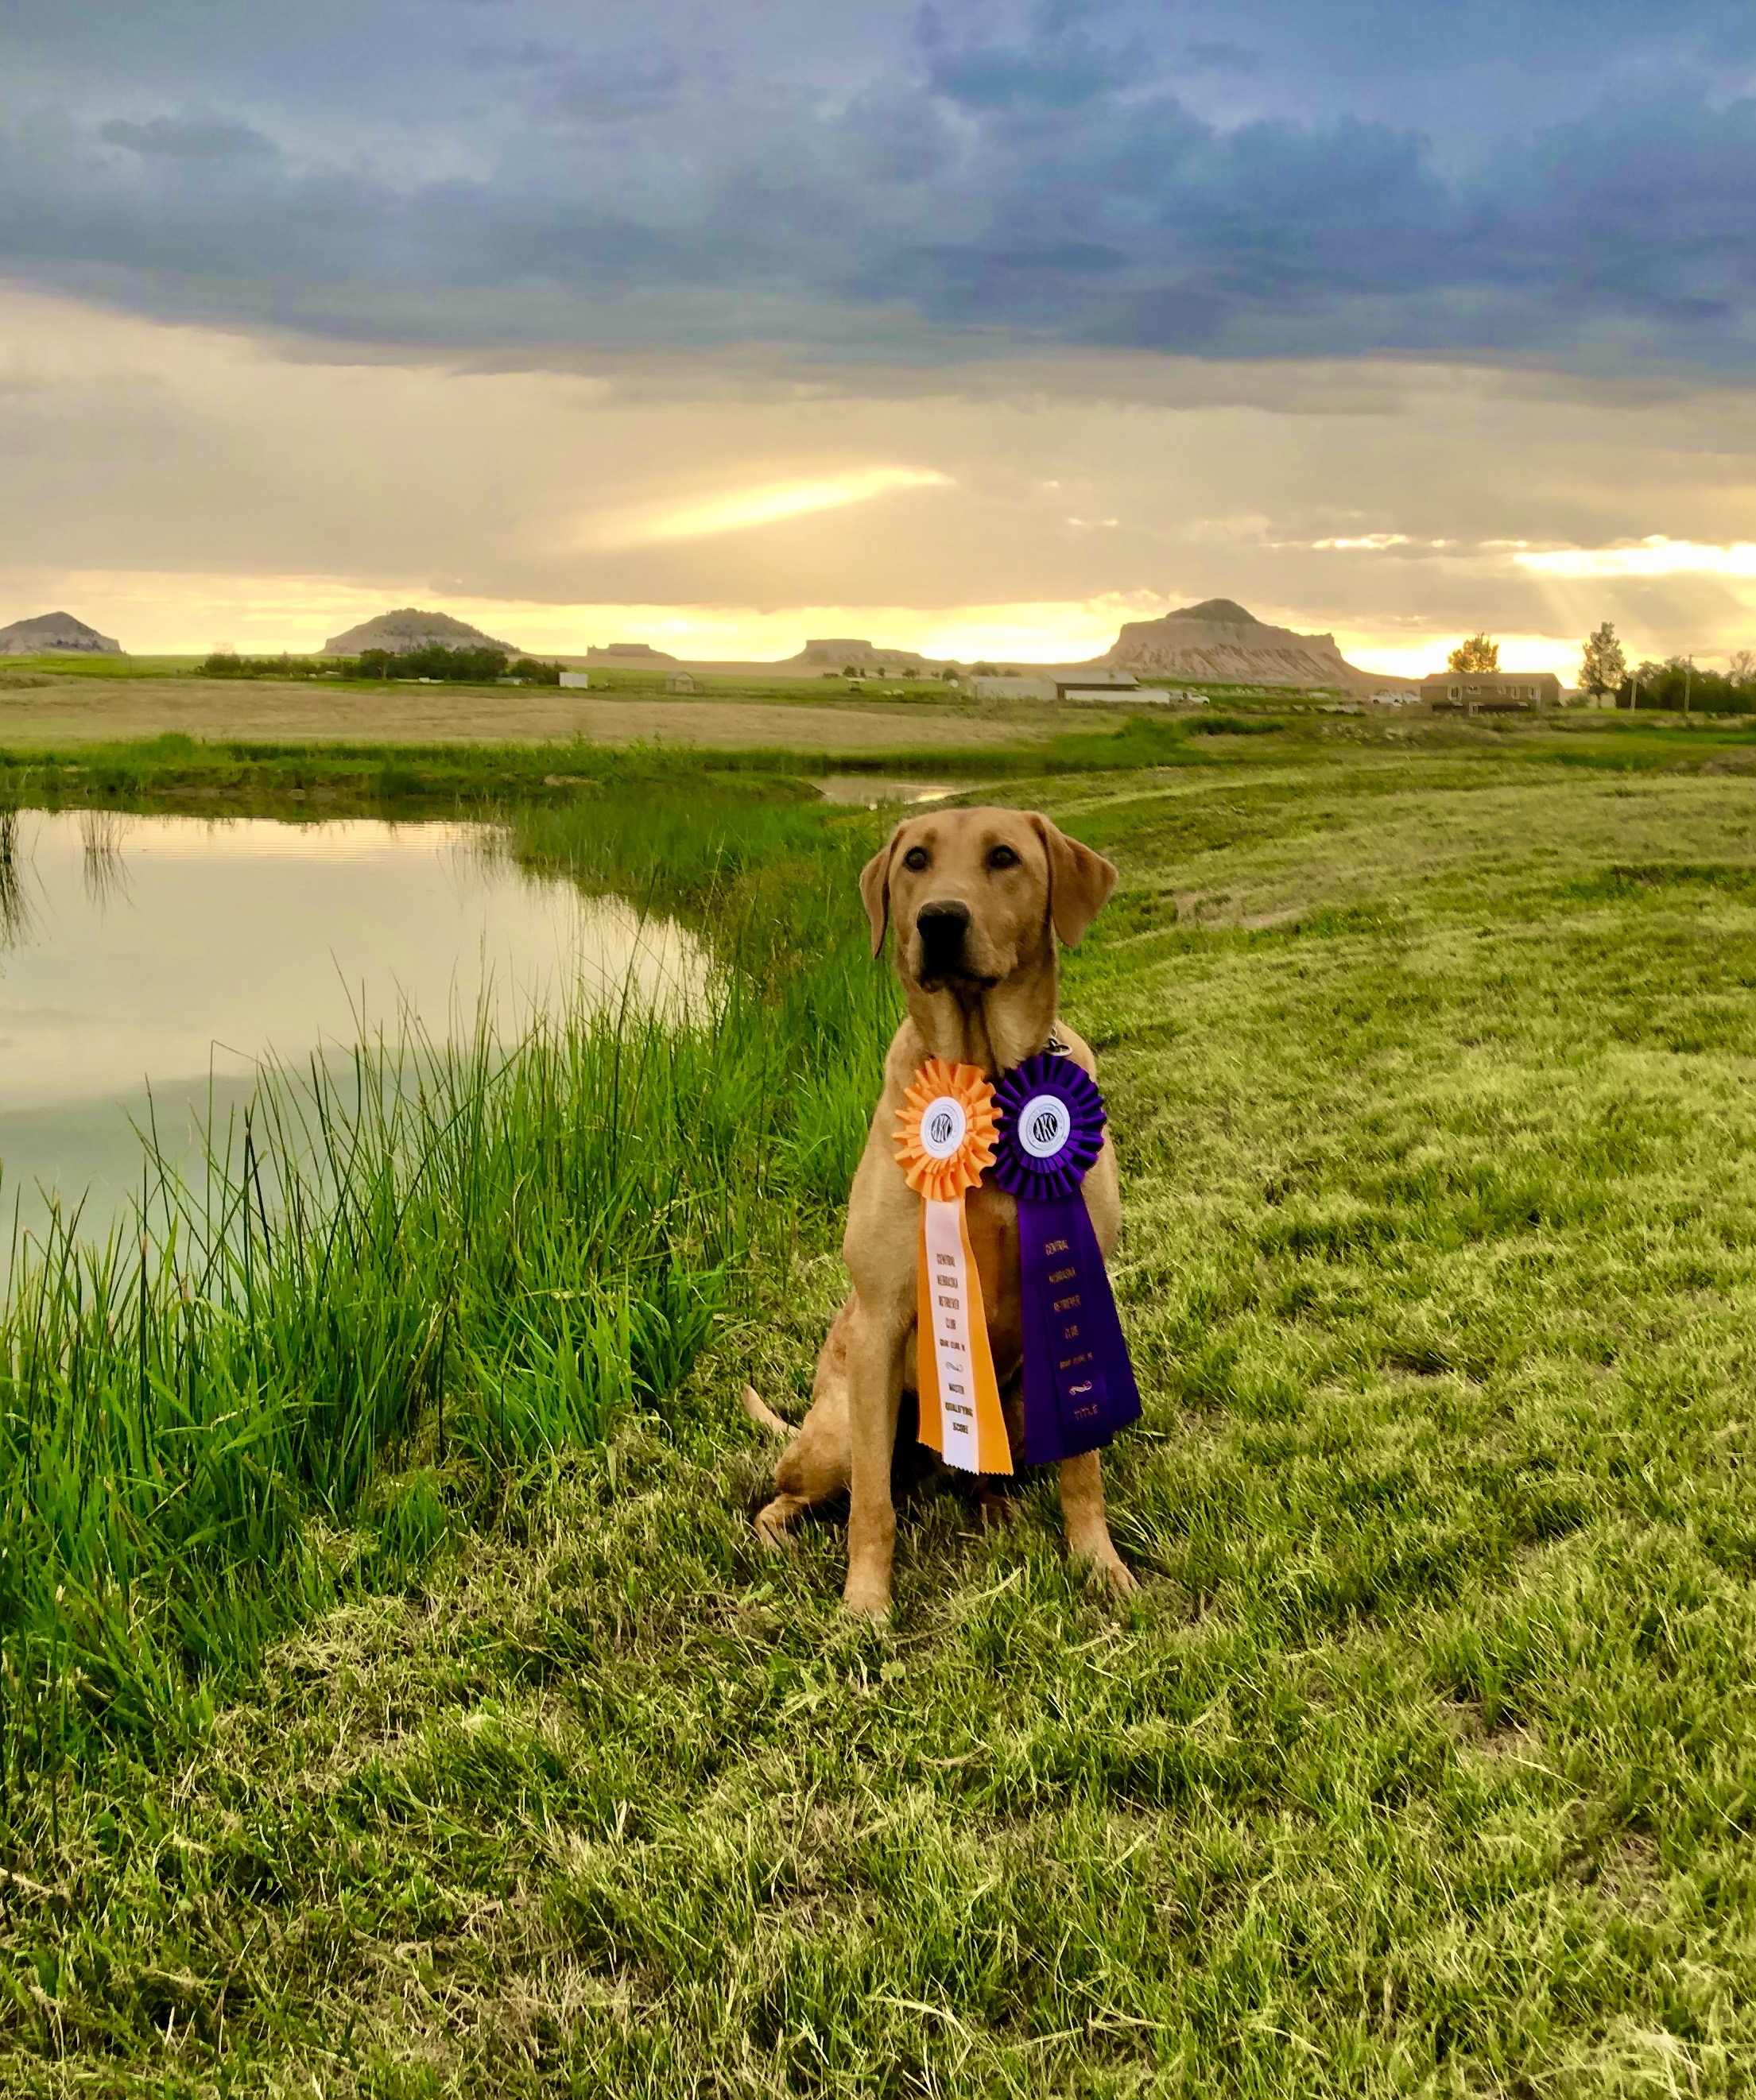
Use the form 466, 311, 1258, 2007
894, 1059, 1013, 1474
991, 1052, 1142, 1466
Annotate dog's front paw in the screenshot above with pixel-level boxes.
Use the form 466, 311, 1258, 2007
754, 1495, 802, 1551
1083, 1548, 1138, 1600
841, 1566, 893, 1618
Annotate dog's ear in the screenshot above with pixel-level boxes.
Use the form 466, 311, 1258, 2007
1029, 814, 1117, 948
859, 827, 901, 957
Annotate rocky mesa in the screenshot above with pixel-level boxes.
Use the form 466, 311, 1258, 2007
323, 607, 521, 656
0, 610, 122, 655
1098, 599, 1377, 691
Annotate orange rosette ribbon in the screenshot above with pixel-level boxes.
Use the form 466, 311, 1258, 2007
894, 1059, 1012, 1475
894, 1060, 999, 1201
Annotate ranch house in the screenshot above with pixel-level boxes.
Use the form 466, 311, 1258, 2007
1421, 669, 1563, 713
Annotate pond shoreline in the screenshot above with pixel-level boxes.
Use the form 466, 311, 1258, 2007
0, 808, 710, 1258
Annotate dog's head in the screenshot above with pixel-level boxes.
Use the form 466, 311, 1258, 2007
859, 807, 1116, 990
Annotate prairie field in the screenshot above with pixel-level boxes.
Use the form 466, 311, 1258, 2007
0, 667, 1066, 754
5, 720, 1756, 2094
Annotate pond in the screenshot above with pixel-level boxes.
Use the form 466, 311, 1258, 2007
813, 777, 972, 808
0, 810, 705, 1253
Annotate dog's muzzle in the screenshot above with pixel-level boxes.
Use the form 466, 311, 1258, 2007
915, 900, 972, 981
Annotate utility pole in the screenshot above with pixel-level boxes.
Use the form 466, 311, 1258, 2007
1685, 655, 1693, 717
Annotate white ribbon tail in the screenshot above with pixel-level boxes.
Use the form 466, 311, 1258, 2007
923, 1196, 982, 1474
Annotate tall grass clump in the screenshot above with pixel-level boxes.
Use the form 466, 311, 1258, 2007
506, 788, 901, 1200
0, 791, 898, 1778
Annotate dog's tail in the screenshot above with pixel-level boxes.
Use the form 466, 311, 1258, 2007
741, 1385, 792, 1439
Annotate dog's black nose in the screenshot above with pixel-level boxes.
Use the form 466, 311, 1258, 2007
916, 900, 971, 971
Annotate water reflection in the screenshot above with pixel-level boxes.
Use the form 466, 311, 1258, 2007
0, 811, 707, 1250
813, 777, 971, 808
0, 806, 34, 949
79, 808, 132, 912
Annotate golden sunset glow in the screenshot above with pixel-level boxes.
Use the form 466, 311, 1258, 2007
1517, 538, 1756, 580
586, 468, 953, 549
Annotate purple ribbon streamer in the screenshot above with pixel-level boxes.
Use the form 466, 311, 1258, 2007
991, 1054, 1142, 1467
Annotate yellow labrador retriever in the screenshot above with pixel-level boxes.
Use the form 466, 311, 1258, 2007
746, 806, 1136, 1614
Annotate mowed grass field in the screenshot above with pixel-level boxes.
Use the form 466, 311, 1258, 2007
8, 738, 1756, 2093
0, 667, 1072, 754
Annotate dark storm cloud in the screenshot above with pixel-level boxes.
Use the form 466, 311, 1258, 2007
1183, 43, 1261, 75
4, 0, 1756, 374
915, 2, 1153, 109
99, 116, 277, 160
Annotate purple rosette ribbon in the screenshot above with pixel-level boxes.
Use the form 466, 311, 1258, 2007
991, 1052, 1142, 1467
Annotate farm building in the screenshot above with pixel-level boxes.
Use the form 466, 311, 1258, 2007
559, 670, 590, 688
969, 676, 1057, 700
665, 672, 698, 692
1056, 675, 1139, 701
1421, 670, 1562, 713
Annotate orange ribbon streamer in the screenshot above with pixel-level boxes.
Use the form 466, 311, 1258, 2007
894, 1060, 1012, 1474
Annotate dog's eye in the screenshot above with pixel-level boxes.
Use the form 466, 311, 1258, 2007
987, 845, 1021, 870
902, 846, 930, 871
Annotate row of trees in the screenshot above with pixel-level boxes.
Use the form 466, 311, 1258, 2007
1450, 626, 1756, 713
202, 648, 564, 684
825, 663, 957, 680
201, 652, 335, 680
1580, 622, 1756, 712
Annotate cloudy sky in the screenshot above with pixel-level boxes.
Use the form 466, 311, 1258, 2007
5, 0, 1756, 671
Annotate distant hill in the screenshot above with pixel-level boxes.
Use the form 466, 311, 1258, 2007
787, 638, 928, 670
1098, 599, 1375, 691
0, 610, 122, 656
323, 607, 521, 656
586, 642, 679, 664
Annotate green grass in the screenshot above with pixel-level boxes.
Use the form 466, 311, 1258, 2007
0, 655, 208, 679
6, 702, 1756, 821
8, 746, 1756, 2090
0, 716, 1224, 831
0, 792, 901, 1772
0, 734, 821, 815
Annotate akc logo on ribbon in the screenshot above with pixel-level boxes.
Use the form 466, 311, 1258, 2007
894, 1060, 1014, 1474
990, 1052, 1142, 1467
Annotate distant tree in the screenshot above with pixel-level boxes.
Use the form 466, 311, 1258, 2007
354, 643, 508, 683
510, 657, 562, 685
1448, 633, 1500, 672
1730, 649, 1756, 686
1579, 620, 1626, 697
841, 663, 860, 678
970, 662, 998, 677
1624, 659, 1663, 708
1620, 657, 1749, 715
201, 650, 328, 680
1665, 652, 1692, 712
